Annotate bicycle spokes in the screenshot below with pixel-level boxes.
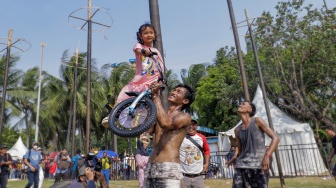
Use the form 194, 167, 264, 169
118, 104, 148, 129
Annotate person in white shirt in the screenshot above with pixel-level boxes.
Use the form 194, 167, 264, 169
179, 117, 210, 188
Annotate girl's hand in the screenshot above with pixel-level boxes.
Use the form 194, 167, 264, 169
141, 48, 150, 57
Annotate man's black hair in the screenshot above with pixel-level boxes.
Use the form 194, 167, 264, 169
244, 101, 256, 117
76, 149, 81, 154
325, 125, 334, 132
174, 83, 195, 111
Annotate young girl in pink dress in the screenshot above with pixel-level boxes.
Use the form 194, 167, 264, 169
102, 23, 164, 128
116, 23, 164, 104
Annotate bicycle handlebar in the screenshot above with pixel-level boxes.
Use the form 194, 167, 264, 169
148, 51, 158, 57
145, 49, 166, 91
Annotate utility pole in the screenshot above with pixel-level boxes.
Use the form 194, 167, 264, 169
0, 29, 12, 144
245, 9, 285, 187
85, 0, 92, 154
71, 48, 79, 158
0, 30, 30, 144
226, 0, 250, 101
35, 42, 47, 142
148, 0, 169, 110
68, 1, 111, 154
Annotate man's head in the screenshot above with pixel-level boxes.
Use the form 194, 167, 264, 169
0, 145, 7, 155
32, 141, 39, 150
168, 84, 195, 111
76, 149, 81, 155
103, 152, 107, 158
237, 101, 256, 117
188, 116, 198, 136
325, 126, 336, 138
230, 146, 235, 151
78, 166, 87, 182
61, 148, 67, 155
89, 147, 95, 152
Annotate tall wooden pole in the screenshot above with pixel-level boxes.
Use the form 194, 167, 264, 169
245, 9, 285, 187
227, 0, 250, 101
72, 48, 79, 157
86, 0, 92, 154
0, 29, 12, 144
148, 0, 169, 111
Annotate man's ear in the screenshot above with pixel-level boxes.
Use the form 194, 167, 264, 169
182, 99, 189, 106
248, 106, 252, 114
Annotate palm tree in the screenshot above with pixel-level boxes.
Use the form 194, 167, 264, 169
10, 67, 40, 147
0, 55, 23, 126
180, 63, 209, 114
180, 63, 209, 89
100, 62, 135, 153
165, 69, 181, 93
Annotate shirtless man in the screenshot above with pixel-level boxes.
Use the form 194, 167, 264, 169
144, 82, 195, 188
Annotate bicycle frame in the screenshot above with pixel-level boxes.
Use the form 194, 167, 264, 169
126, 51, 166, 117
127, 89, 152, 116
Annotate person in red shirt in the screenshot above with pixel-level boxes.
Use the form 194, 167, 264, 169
179, 116, 210, 188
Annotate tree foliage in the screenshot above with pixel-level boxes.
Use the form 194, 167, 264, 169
253, 1, 336, 140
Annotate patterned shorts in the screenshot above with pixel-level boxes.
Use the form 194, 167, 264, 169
143, 162, 183, 188
232, 168, 268, 188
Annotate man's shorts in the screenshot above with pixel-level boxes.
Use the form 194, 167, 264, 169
232, 168, 268, 188
144, 162, 183, 188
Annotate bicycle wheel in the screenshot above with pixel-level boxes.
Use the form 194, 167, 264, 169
108, 97, 157, 137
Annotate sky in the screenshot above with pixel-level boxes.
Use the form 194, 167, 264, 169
1, 0, 335, 80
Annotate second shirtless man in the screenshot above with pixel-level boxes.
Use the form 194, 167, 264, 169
144, 82, 195, 188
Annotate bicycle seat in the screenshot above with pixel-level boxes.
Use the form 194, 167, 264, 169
125, 92, 140, 97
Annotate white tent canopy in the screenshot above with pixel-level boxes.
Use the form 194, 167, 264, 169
7, 137, 28, 160
218, 85, 327, 176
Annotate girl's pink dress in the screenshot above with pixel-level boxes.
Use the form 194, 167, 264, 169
116, 43, 164, 103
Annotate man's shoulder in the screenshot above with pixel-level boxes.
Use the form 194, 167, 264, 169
178, 112, 192, 126
196, 132, 206, 139
234, 125, 241, 132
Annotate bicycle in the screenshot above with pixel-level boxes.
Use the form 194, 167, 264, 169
106, 51, 166, 137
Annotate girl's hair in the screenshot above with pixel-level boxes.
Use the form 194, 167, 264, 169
136, 23, 157, 45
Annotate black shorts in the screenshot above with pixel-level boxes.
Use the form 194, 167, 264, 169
232, 168, 268, 188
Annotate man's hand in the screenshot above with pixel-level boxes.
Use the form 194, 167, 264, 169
202, 164, 209, 174
85, 168, 95, 180
149, 81, 161, 96
261, 155, 270, 172
30, 166, 36, 172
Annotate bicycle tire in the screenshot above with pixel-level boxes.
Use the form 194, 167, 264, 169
108, 97, 157, 137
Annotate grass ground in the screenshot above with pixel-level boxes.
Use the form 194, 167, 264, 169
7, 177, 335, 188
